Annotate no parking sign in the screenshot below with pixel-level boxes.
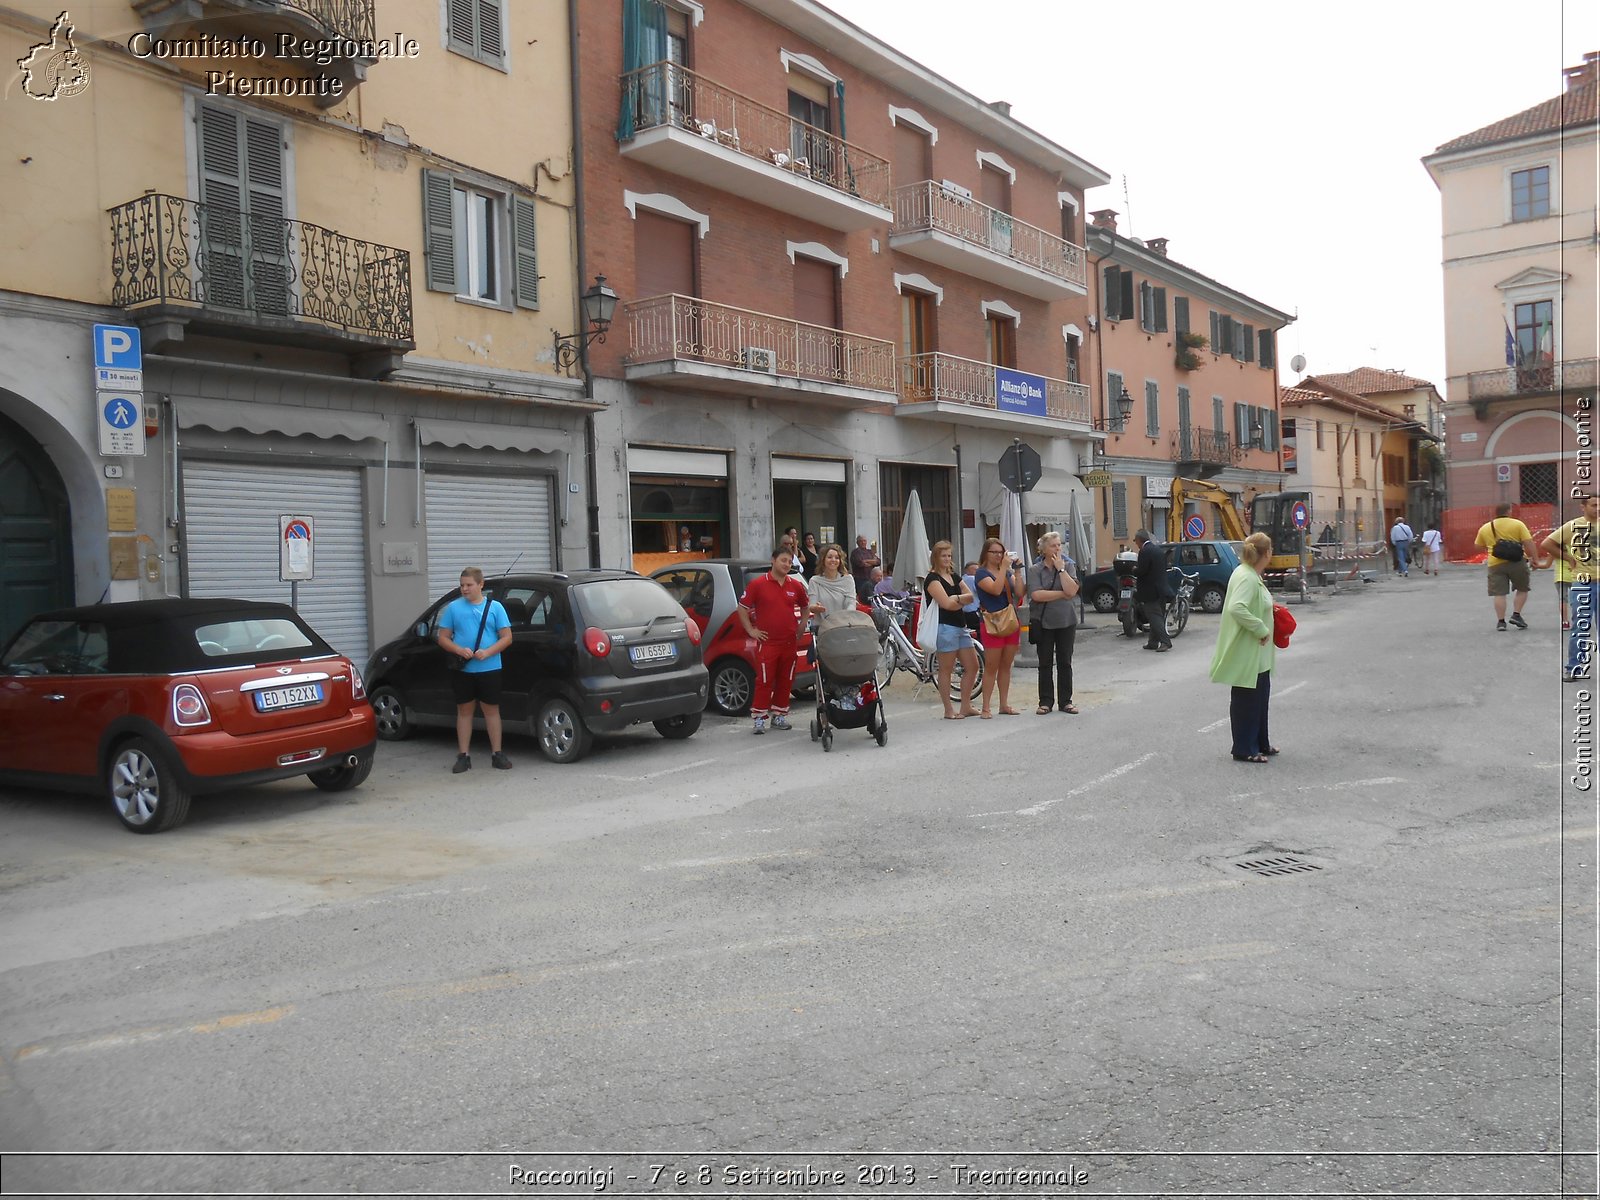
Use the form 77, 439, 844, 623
280, 515, 314, 582
1291, 501, 1309, 530
1184, 514, 1205, 540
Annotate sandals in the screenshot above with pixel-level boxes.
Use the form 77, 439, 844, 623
979, 710, 994, 720
999, 707, 1022, 716
1060, 703, 1079, 714
1036, 705, 1052, 715
1263, 747, 1280, 756
1232, 753, 1269, 764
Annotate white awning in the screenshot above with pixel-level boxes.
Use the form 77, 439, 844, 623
978, 462, 1090, 526
415, 419, 568, 454
177, 397, 390, 443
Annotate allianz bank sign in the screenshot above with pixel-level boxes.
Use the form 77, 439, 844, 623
995, 367, 1047, 419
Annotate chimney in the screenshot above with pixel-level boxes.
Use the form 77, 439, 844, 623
1567, 51, 1599, 91
989, 100, 1012, 117
1147, 237, 1169, 257
1090, 208, 1118, 231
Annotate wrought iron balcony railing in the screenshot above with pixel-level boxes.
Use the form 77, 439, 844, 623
132, 0, 375, 43
1466, 357, 1599, 400
108, 194, 413, 347
623, 293, 898, 392
277, 0, 376, 41
898, 352, 1091, 424
618, 61, 893, 210
891, 181, 1088, 290
1171, 428, 1234, 465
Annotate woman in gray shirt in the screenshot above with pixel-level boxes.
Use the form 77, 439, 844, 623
807, 543, 858, 617
1027, 530, 1080, 714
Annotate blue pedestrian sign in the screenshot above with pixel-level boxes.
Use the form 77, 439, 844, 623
97, 392, 145, 456
104, 396, 137, 428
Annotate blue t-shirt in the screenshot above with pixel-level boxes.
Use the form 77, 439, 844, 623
440, 596, 510, 673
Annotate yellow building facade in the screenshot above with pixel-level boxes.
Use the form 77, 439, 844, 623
1, 2, 587, 661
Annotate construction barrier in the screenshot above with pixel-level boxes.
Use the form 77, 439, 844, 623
1442, 504, 1555, 563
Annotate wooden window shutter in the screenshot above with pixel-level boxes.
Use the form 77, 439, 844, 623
477, 0, 505, 58
1174, 296, 1189, 336
1145, 379, 1159, 436
447, 0, 475, 50
421, 169, 457, 293
1258, 328, 1275, 368
1234, 402, 1248, 446
1209, 310, 1220, 353
511, 193, 538, 309
1242, 324, 1255, 362
1103, 265, 1120, 320
1106, 370, 1124, 423
1265, 411, 1278, 451
1212, 395, 1224, 435
1112, 481, 1128, 537
1138, 280, 1152, 330
1118, 269, 1134, 321
1153, 287, 1168, 333
1178, 386, 1191, 433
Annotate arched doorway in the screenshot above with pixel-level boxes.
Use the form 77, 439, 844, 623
0, 411, 74, 644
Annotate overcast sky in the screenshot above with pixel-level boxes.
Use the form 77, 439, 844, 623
828, 0, 1597, 390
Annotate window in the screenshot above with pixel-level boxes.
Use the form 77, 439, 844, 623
1106, 370, 1125, 430
1064, 332, 1080, 383
422, 170, 538, 308
1060, 201, 1079, 247
788, 72, 834, 183
196, 103, 288, 316
1, 620, 110, 674
1103, 266, 1133, 322
1369, 432, 1377, 460
893, 121, 932, 182
1145, 379, 1160, 437
1511, 165, 1550, 222
1257, 327, 1276, 369
1234, 402, 1249, 449
880, 463, 952, 557
497, 587, 553, 629
446, 0, 506, 68
1174, 296, 1190, 337
1315, 419, 1325, 450
1138, 281, 1168, 333
1514, 299, 1555, 366
1111, 481, 1128, 538
986, 315, 1017, 368
901, 290, 936, 356
1520, 461, 1558, 506
1178, 386, 1192, 443
978, 162, 1011, 214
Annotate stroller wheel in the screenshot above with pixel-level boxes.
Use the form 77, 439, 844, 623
822, 729, 834, 752
809, 718, 819, 742
875, 725, 888, 747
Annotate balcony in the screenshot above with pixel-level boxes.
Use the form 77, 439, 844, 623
1171, 429, 1235, 478
617, 62, 892, 232
622, 294, 899, 408
131, 0, 379, 105
1465, 358, 1599, 416
109, 194, 414, 377
895, 352, 1091, 433
889, 182, 1088, 300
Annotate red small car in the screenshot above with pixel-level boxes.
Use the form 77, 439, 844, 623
0, 599, 377, 833
650, 560, 816, 716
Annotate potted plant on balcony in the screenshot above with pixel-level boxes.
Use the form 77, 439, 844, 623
1175, 331, 1207, 371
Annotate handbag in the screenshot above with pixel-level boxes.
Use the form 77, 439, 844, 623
916, 589, 941, 650
1491, 519, 1525, 562
447, 597, 494, 670
981, 573, 1020, 638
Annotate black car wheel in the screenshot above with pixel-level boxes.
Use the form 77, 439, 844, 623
537, 696, 593, 764
309, 749, 375, 792
654, 711, 702, 740
369, 686, 411, 741
1089, 586, 1118, 613
1198, 584, 1225, 614
708, 660, 754, 716
107, 737, 191, 834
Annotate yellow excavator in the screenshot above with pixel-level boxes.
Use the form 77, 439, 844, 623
1166, 478, 1248, 544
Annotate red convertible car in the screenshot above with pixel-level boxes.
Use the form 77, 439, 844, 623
0, 598, 377, 833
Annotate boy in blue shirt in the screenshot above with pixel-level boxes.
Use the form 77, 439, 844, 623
437, 567, 513, 773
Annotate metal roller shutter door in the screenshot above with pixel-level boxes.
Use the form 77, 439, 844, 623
425, 473, 556, 596
183, 461, 370, 666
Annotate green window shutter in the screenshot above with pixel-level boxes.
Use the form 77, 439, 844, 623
1209, 310, 1220, 352
1103, 265, 1120, 320
1212, 395, 1224, 435
1112, 481, 1128, 538
1138, 280, 1152, 330
1106, 370, 1124, 427
1174, 296, 1189, 336
1177, 386, 1191, 433
512, 193, 539, 309
1265, 410, 1279, 451
1242, 323, 1255, 363
421, 169, 457, 293
1145, 379, 1159, 436
1153, 287, 1168, 333
1258, 328, 1275, 369
1118, 269, 1134, 321
477, 0, 504, 58
1234, 402, 1248, 446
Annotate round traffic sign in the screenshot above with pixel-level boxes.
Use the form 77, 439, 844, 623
1184, 514, 1205, 540
283, 519, 311, 540
1291, 501, 1309, 530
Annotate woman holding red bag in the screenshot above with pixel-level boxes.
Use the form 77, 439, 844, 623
1208, 532, 1283, 763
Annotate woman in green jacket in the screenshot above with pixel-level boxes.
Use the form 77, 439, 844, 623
1210, 532, 1277, 763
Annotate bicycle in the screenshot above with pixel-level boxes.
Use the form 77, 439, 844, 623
869, 594, 984, 703
1164, 568, 1198, 639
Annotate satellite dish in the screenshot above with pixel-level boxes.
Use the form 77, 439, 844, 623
1290, 354, 1307, 374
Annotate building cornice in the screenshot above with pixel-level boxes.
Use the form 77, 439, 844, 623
1086, 229, 1293, 328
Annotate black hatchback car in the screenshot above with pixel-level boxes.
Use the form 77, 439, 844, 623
365, 571, 708, 763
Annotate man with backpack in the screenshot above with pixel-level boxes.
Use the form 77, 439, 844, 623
1473, 503, 1538, 631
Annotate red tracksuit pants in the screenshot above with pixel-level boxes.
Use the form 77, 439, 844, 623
752, 639, 797, 720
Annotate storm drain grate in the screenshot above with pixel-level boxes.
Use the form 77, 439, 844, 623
1234, 854, 1323, 878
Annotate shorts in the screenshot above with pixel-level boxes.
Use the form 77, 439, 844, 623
1487, 560, 1532, 596
978, 623, 1021, 648
934, 622, 968, 653
451, 668, 503, 706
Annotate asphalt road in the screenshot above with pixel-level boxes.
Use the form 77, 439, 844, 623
1, 567, 1595, 1198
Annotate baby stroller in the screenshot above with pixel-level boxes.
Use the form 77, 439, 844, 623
809, 610, 887, 751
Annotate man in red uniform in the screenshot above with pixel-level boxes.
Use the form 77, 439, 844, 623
739, 546, 809, 733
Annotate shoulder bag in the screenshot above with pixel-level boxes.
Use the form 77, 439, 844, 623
981, 572, 1020, 639
448, 598, 494, 670
1491, 519, 1525, 562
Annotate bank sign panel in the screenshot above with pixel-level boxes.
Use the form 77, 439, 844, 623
995, 367, 1047, 419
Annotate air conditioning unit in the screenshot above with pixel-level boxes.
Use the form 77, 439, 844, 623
939, 179, 974, 204
742, 346, 777, 373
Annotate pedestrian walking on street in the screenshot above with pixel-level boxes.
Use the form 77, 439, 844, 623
1474, 503, 1539, 631
807, 543, 856, 617
738, 546, 810, 734
1390, 517, 1416, 577
1209, 532, 1278, 764
1133, 529, 1173, 651
924, 540, 978, 719
1028, 530, 1080, 715
974, 537, 1026, 718
1543, 494, 1599, 681
1420, 524, 1444, 576
850, 534, 881, 601
437, 567, 514, 773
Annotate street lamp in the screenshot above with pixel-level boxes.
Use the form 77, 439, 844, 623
1093, 385, 1134, 433
553, 275, 619, 370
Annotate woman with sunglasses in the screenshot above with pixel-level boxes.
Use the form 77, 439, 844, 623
974, 537, 1026, 718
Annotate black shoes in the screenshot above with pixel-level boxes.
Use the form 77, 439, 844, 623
1496, 619, 1507, 631
452, 753, 471, 774
492, 751, 513, 770
1508, 612, 1528, 629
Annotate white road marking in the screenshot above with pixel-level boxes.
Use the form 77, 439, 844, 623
1009, 752, 1159, 817
641, 849, 816, 872
594, 755, 723, 783
1196, 679, 1308, 732
1228, 776, 1406, 801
